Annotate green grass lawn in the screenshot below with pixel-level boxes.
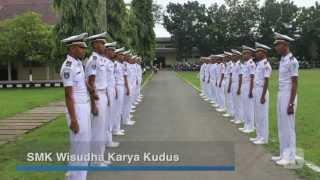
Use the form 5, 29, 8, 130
0, 70, 152, 120
177, 69, 320, 179
0, 88, 64, 119
0, 72, 154, 180
0, 116, 68, 180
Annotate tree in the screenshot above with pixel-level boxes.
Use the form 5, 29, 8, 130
52, 0, 107, 65
164, 1, 209, 60
0, 12, 53, 80
106, 0, 129, 46
295, 2, 320, 66
163, 0, 320, 66
130, 0, 156, 63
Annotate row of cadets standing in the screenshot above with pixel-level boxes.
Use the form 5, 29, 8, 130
60, 32, 145, 180
198, 32, 299, 167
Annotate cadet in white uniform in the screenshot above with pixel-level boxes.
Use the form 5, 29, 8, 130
108, 44, 126, 136
216, 55, 226, 112
209, 56, 218, 106
251, 42, 272, 145
199, 57, 206, 97
135, 58, 143, 104
230, 49, 242, 124
203, 59, 210, 101
272, 33, 299, 166
239, 46, 256, 134
223, 51, 233, 117
212, 57, 220, 108
131, 56, 141, 111
122, 53, 136, 125
206, 58, 214, 103
104, 46, 120, 148
85, 32, 110, 165
60, 33, 91, 180
129, 55, 138, 114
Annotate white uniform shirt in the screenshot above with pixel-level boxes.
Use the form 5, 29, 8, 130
200, 63, 205, 80
85, 52, 108, 90
209, 64, 216, 81
115, 61, 127, 86
255, 59, 272, 87
214, 63, 221, 83
60, 55, 89, 104
204, 63, 210, 82
242, 59, 256, 84
232, 60, 241, 86
219, 63, 226, 80
126, 63, 136, 88
137, 64, 143, 83
225, 61, 233, 79
212, 63, 217, 81
279, 53, 299, 91
105, 58, 116, 89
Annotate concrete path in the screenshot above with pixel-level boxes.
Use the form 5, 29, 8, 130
89, 71, 301, 180
0, 101, 65, 145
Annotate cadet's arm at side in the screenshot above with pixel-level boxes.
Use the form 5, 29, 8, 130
228, 73, 232, 92
237, 74, 242, 94
124, 75, 130, 95
289, 76, 298, 105
262, 77, 269, 98
65, 87, 77, 123
87, 75, 98, 107
219, 73, 224, 86
249, 74, 254, 94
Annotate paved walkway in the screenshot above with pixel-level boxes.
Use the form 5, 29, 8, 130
89, 71, 301, 180
0, 101, 65, 145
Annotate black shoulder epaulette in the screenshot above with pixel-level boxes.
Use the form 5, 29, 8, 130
66, 61, 72, 67
289, 55, 295, 61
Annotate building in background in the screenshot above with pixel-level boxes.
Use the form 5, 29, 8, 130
0, 0, 58, 81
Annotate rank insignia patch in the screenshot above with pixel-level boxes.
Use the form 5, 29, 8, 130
64, 72, 70, 79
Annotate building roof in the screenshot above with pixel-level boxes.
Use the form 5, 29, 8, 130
0, 0, 57, 24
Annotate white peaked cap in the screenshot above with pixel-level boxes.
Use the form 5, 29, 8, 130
255, 42, 271, 51
224, 51, 233, 56
105, 41, 117, 47
61, 33, 88, 47
115, 47, 125, 53
231, 49, 242, 55
85, 32, 108, 42
242, 45, 256, 52
274, 32, 294, 44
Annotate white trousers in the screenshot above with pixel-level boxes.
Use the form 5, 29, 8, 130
225, 79, 234, 115
91, 91, 107, 159
210, 80, 217, 102
113, 85, 125, 132
200, 78, 204, 94
66, 102, 91, 180
277, 90, 297, 161
122, 86, 133, 124
218, 81, 225, 109
106, 87, 116, 145
130, 83, 137, 106
203, 81, 209, 97
242, 84, 255, 130
137, 83, 141, 99
232, 84, 241, 120
254, 87, 269, 142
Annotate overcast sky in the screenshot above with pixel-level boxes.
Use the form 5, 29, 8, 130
124, 0, 319, 37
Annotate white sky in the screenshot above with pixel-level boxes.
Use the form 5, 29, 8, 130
124, 0, 319, 37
